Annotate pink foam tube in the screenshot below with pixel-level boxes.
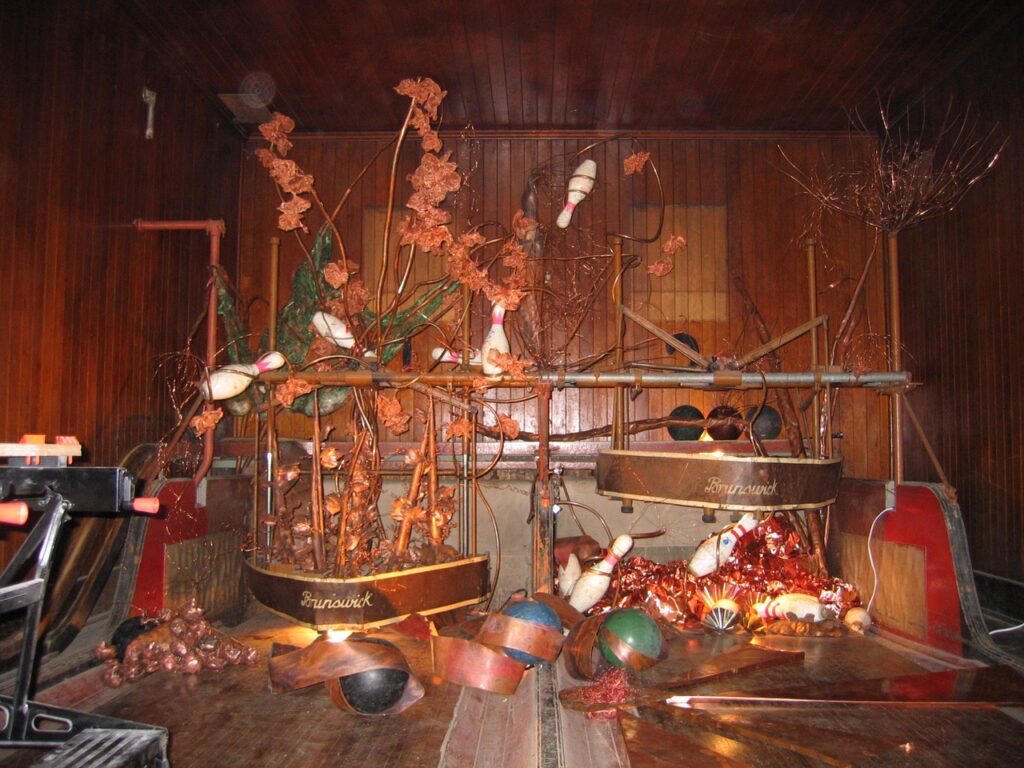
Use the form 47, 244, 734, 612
132, 497, 161, 515
0, 502, 29, 526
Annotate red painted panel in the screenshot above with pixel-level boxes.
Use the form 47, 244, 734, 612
832, 479, 963, 656
130, 478, 208, 616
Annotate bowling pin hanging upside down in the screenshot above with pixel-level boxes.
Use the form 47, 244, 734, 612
556, 159, 597, 229
481, 302, 511, 375
199, 351, 287, 402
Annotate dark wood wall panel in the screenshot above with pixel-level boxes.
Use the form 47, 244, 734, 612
0, 2, 241, 475
900, 16, 1024, 582
237, 130, 889, 480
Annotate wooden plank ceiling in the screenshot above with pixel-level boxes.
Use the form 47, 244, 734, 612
121, 0, 1018, 134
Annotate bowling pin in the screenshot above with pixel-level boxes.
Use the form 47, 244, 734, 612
556, 159, 597, 229
481, 302, 511, 375
199, 351, 286, 401
310, 311, 375, 358
755, 592, 828, 624
557, 552, 582, 598
430, 346, 483, 367
568, 533, 633, 613
686, 512, 759, 578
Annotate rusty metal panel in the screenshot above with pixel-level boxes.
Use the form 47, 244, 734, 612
164, 531, 246, 618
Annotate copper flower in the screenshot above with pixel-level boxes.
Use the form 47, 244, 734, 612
378, 395, 411, 435
623, 151, 651, 176
647, 256, 674, 277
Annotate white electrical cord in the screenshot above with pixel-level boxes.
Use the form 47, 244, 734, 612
990, 621, 1024, 636
866, 506, 894, 615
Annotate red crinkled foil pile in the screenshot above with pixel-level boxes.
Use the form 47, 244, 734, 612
597, 513, 861, 626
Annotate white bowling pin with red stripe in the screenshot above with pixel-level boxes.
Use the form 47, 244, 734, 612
310, 311, 375, 358
199, 351, 286, 401
481, 303, 510, 375
431, 346, 483, 367
556, 159, 597, 228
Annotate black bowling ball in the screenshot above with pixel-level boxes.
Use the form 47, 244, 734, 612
707, 405, 742, 440
744, 404, 782, 440
665, 332, 700, 367
668, 404, 705, 441
338, 639, 410, 715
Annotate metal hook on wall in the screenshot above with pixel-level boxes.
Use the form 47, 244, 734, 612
142, 88, 157, 139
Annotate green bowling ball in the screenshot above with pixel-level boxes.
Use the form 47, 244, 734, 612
597, 609, 666, 670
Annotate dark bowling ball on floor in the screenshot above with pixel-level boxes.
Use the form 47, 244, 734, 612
707, 405, 742, 440
338, 639, 410, 714
668, 404, 705, 441
744, 404, 782, 440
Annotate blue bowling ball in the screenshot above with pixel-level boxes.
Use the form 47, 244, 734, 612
501, 599, 562, 665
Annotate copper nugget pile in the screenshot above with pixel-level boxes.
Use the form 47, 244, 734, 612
94, 598, 259, 687
599, 512, 862, 629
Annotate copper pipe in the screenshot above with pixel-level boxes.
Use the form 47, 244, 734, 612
532, 386, 553, 593
610, 235, 633, 514
806, 237, 821, 459
265, 238, 281, 561
260, 369, 909, 389
134, 219, 226, 484
886, 232, 904, 482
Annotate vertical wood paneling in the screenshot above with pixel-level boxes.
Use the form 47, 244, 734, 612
238, 130, 886, 478
0, 0, 241, 561
900, 14, 1024, 582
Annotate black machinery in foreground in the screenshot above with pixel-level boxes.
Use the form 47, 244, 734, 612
0, 445, 168, 768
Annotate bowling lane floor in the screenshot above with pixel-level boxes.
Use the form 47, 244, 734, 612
4, 603, 1024, 767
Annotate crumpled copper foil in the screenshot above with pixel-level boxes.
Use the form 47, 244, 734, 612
577, 668, 638, 720
595, 513, 861, 629
95, 598, 259, 687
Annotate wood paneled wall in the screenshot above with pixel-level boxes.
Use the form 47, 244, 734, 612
0, 4, 240, 464
238, 130, 890, 479
900, 16, 1024, 582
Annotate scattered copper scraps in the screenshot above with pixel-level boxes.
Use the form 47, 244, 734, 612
378, 394, 412, 435
190, 407, 223, 437
623, 151, 651, 176
578, 668, 639, 720
662, 234, 688, 255
323, 260, 348, 288
471, 376, 492, 394
496, 414, 520, 439
275, 377, 314, 407
445, 417, 473, 440
258, 112, 295, 156
95, 598, 259, 688
647, 256, 674, 277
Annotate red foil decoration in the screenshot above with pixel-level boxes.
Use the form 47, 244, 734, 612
595, 513, 861, 629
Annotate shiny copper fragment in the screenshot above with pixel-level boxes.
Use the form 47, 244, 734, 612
95, 598, 259, 687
